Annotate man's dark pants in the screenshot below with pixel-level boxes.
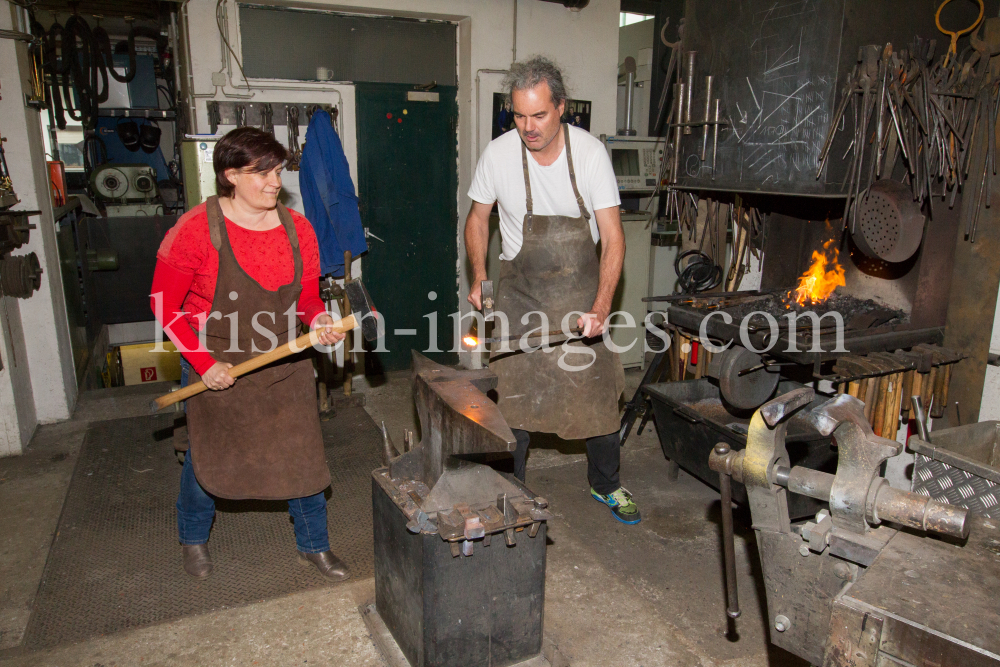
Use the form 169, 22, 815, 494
510, 428, 620, 495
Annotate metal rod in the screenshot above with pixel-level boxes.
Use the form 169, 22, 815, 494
673, 82, 684, 182
642, 289, 774, 303
684, 51, 696, 133
701, 75, 714, 160
0, 28, 34, 43
776, 464, 968, 539
671, 120, 731, 128
715, 443, 741, 619
653, 45, 679, 135
712, 99, 721, 179
625, 69, 636, 134
343, 250, 353, 397
477, 327, 584, 346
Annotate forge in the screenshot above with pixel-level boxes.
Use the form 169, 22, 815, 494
663, 208, 961, 365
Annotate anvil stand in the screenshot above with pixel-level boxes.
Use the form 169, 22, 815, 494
361, 352, 568, 667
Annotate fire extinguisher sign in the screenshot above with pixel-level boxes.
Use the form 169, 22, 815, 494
140, 367, 158, 382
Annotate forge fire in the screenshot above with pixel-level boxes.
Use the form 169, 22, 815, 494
790, 239, 846, 307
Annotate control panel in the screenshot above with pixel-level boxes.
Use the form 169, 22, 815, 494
600, 135, 665, 193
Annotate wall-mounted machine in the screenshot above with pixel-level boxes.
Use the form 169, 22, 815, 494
181, 137, 218, 210
0, 134, 43, 307
89, 164, 162, 217
601, 135, 664, 193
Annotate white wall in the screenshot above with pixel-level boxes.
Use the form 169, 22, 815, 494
182, 0, 621, 368
978, 287, 1000, 421
0, 1, 79, 455
618, 17, 654, 66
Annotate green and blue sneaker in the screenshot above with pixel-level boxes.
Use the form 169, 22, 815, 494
590, 487, 641, 525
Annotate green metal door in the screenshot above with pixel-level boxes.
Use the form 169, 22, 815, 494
356, 83, 459, 373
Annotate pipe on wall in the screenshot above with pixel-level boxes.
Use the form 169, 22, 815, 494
537, 0, 591, 9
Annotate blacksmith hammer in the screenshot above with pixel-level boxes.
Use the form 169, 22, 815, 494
151, 278, 380, 412
481, 280, 494, 321
462, 280, 494, 346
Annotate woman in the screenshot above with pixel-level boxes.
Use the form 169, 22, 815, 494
151, 127, 349, 580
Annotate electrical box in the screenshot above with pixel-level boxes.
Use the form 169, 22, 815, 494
181, 137, 218, 209
601, 135, 664, 193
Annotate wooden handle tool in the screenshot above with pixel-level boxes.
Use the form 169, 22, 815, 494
151, 314, 357, 412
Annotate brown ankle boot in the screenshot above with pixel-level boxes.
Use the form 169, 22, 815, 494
182, 544, 213, 579
297, 550, 350, 580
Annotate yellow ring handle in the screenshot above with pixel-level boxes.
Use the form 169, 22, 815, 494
936, 0, 985, 66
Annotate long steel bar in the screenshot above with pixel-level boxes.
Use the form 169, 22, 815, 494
718, 450, 741, 619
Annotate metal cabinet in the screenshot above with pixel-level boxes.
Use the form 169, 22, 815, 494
610, 211, 654, 368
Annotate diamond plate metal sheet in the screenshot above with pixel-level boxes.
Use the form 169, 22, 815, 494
21, 406, 382, 650
912, 454, 1000, 519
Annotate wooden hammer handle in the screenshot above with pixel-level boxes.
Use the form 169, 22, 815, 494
152, 314, 357, 412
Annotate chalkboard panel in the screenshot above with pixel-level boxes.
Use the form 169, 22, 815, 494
677, 0, 846, 195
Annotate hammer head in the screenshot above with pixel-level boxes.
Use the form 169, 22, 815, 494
343, 278, 381, 342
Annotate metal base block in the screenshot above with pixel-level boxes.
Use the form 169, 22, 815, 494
360, 602, 569, 667
373, 475, 549, 667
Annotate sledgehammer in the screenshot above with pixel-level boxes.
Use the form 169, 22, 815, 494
151, 279, 380, 412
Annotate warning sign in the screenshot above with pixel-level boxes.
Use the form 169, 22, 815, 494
140, 367, 158, 382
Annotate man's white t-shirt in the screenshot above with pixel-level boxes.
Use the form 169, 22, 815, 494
468, 125, 621, 260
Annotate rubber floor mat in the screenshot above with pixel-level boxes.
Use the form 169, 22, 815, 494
21, 405, 382, 650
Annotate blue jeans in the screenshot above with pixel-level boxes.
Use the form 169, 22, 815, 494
176, 360, 331, 553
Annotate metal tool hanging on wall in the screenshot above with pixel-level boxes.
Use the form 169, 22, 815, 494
818, 12, 1000, 247
259, 103, 274, 137
664, 52, 730, 182
286, 106, 302, 171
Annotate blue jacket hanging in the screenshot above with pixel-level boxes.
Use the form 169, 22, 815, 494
299, 109, 368, 277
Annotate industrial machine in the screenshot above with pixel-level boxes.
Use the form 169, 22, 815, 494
89, 163, 162, 217
0, 134, 44, 305
364, 352, 555, 667
707, 388, 999, 666
601, 135, 664, 193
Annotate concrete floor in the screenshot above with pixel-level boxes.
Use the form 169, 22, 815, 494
0, 368, 803, 666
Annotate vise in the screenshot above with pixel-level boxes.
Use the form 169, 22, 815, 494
368, 352, 554, 667
709, 389, 1000, 666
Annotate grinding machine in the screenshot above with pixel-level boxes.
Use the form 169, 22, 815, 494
708, 388, 999, 666
364, 351, 555, 667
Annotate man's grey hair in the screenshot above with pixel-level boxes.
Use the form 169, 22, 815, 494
502, 56, 568, 108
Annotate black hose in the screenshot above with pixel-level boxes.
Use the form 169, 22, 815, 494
94, 26, 135, 83
37, 15, 154, 131
83, 133, 108, 174
675, 250, 722, 294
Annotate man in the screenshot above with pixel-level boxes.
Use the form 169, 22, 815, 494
465, 56, 639, 525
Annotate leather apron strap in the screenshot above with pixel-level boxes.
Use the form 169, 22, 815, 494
520, 123, 591, 230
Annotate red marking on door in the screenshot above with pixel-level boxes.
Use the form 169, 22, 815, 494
140, 367, 158, 382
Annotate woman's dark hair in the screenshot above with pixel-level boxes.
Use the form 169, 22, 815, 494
213, 127, 290, 198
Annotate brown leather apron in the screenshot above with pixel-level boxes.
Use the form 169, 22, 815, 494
490, 125, 625, 440
185, 196, 330, 501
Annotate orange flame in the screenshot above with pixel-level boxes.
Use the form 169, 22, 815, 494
792, 239, 845, 306
462, 336, 479, 348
